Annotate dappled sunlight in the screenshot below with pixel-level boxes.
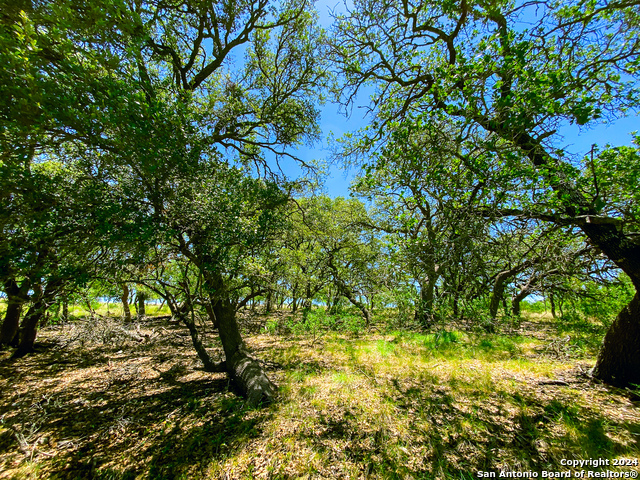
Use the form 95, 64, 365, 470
1, 312, 639, 479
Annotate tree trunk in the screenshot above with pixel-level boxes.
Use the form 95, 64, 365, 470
121, 283, 132, 322
303, 282, 312, 310
265, 290, 272, 313
452, 295, 459, 318
414, 279, 435, 328
327, 256, 370, 326
591, 293, 640, 388
212, 296, 276, 406
13, 307, 45, 358
328, 292, 340, 315
337, 286, 370, 326
489, 271, 510, 319
12, 284, 46, 358
180, 310, 225, 373
291, 282, 298, 313
1, 278, 30, 347
0, 298, 23, 347
549, 293, 556, 318
137, 291, 147, 320
62, 297, 69, 321
511, 288, 531, 316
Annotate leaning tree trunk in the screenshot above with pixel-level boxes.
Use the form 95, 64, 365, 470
578, 221, 640, 388
511, 288, 532, 316
591, 293, 640, 388
212, 296, 276, 406
338, 285, 371, 326
13, 304, 45, 358
179, 308, 225, 373
327, 255, 370, 326
489, 263, 535, 319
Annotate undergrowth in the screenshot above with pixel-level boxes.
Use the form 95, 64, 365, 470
0, 311, 638, 479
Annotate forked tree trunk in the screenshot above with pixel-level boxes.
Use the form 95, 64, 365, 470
172, 289, 276, 406
591, 293, 640, 388
12, 284, 48, 358
338, 286, 371, 326
489, 262, 535, 319
212, 296, 276, 406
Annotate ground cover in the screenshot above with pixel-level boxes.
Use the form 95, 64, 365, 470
0, 311, 638, 479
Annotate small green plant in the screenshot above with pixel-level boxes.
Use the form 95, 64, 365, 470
264, 317, 279, 335
424, 330, 460, 349
337, 312, 366, 335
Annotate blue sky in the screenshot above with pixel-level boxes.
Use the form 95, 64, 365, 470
279, 0, 639, 199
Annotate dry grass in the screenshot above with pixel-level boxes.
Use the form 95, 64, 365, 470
0, 311, 638, 479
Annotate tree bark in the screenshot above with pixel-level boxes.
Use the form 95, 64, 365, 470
121, 283, 132, 322
265, 291, 272, 313
549, 293, 556, 318
591, 293, 640, 388
291, 282, 298, 313
489, 262, 535, 319
180, 310, 225, 373
1, 301, 22, 347
137, 291, 147, 320
414, 279, 436, 328
12, 284, 47, 358
511, 288, 531, 316
1, 297, 23, 347
212, 295, 276, 406
1, 278, 29, 347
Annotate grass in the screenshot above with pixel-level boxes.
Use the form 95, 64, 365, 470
66, 302, 172, 320
0, 310, 638, 479
0, 299, 169, 323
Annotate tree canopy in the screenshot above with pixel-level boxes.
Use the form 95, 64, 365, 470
2, 0, 640, 400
